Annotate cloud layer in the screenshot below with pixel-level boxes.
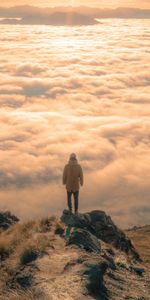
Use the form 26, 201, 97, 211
0, 20, 150, 228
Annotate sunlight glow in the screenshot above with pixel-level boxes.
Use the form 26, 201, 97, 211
0, 0, 150, 9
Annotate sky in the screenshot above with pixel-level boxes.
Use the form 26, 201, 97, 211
0, 0, 150, 9
0, 19, 150, 228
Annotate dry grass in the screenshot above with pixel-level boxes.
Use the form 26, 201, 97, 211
126, 225, 150, 271
0, 289, 35, 300
0, 235, 11, 260
0, 216, 62, 297
0, 216, 57, 258
39, 215, 57, 233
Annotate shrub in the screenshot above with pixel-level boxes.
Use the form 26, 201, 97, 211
20, 245, 39, 265
0, 211, 19, 230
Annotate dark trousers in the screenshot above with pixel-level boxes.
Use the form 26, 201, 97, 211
67, 190, 79, 212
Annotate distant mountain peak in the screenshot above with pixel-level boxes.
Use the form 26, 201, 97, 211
0, 5, 150, 22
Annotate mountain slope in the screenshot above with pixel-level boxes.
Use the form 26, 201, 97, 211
126, 225, 150, 271
0, 6, 150, 19
0, 210, 150, 300
0, 12, 99, 26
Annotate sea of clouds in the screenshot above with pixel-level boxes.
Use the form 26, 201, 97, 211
0, 19, 150, 227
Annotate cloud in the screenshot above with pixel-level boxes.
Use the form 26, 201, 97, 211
16, 64, 45, 76
0, 20, 150, 228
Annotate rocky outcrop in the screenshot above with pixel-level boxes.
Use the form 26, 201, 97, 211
0, 211, 19, 230
67, 228, 101, 253
61, 210, 140, 260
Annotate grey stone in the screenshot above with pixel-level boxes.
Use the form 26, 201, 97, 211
61, 209, 140, 260
67, 228, 101, 253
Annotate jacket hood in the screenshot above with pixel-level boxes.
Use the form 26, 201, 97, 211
68, 159, 78, 165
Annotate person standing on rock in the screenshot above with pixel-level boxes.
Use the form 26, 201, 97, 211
62, 153, 84, 214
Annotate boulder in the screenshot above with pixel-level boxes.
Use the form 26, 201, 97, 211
130, 266, 145, 276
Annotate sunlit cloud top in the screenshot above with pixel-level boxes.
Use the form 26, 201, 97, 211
0, 0, 150, 8
0, 19, 150, 227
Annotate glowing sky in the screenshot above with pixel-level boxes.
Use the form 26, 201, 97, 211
0, 0, 150, 8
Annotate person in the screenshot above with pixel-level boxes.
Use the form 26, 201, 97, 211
62, 153, 83, 214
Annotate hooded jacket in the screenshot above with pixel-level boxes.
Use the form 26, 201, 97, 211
62, 159, 83, 192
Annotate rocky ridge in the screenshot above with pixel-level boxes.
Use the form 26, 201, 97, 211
61, 210, 140, 260
0, 210, 149, 300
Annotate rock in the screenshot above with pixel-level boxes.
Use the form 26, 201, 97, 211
61, 210, 140, 260
106, 248, 115, 256
61, 210, 91, 228
130, 266, 145, 276
84, 261, 109, 298
0, 211, 19, 230
55, 223, 65, 236
67, 228, 101, 253
102, 252, 116, 271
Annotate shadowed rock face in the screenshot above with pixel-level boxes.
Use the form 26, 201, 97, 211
61, 210, 140, 260
84, 261, 109, 299
0, 211, 19, 230
67, 228, 101, 253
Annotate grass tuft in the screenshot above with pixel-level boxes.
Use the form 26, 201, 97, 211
20, 245, 39, 265
0, 214, 59, 297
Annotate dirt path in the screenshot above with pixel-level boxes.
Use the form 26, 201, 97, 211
33, 235, 150, 300
34, 236, 90, 300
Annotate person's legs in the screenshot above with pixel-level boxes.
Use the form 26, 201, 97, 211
67, 191, 73, 212
73, 191, 79, 213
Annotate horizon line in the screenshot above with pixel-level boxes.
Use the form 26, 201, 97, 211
0, 5, 150, 11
